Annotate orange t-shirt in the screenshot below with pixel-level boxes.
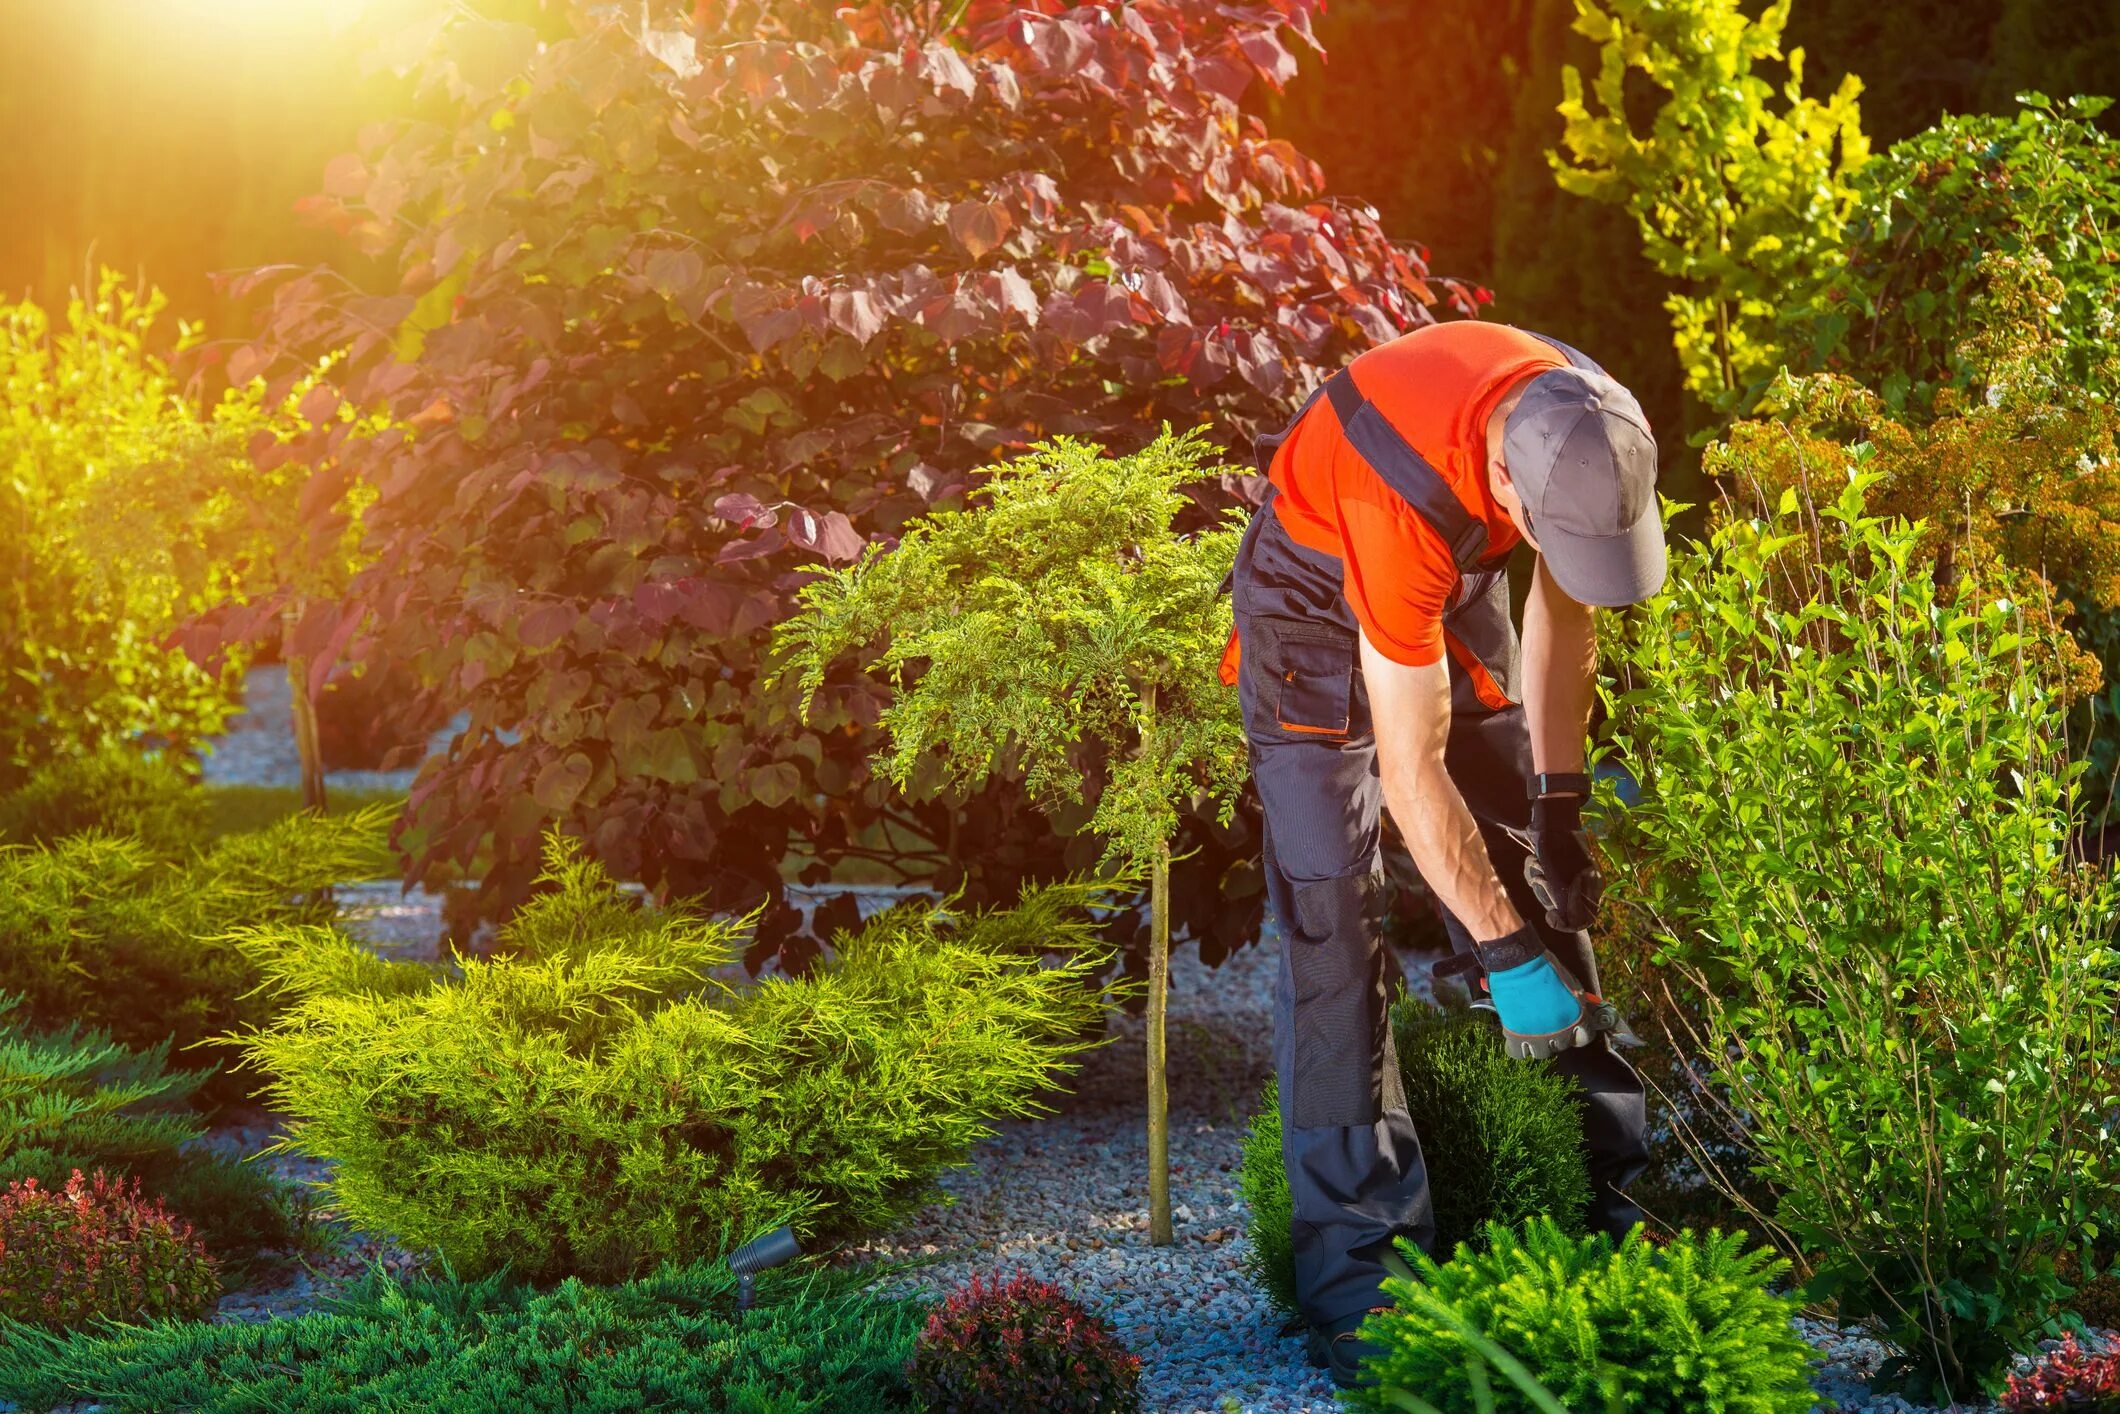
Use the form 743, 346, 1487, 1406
1264, 321, 1564, 666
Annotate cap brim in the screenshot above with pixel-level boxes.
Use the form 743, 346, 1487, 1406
1537, 508, 1667, 607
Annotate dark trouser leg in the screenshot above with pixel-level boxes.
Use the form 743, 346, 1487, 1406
1238, 614, 1433, 1327
1435, 703, 1650, 1238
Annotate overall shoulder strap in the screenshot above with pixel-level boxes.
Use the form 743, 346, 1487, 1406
1524, 330, 1608, 377
1324, 369, 1490, 574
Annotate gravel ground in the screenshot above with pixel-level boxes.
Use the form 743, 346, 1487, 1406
102, 672, 2084, 1411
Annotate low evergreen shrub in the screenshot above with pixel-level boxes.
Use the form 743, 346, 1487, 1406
0, 999, 312, 1276
1347, 1217, 1816, 1413
0, 806, 389, 1103
0, 749, 205, 858
0, 1258, 925, 1412
0, 1169, 220, 1329
1237, 1079, 1298, 1318
2003, 1333, 2120, 1412
1239, 1003, 1590, 1316
905, 1272, 1141, 1413
232, 834, 1119, 1282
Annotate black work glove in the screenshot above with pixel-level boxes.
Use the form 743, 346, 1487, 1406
1524, 793, 1603, 932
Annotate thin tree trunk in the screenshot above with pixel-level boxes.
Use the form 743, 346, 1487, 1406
1147, 831, 1173, 1246
283, 604, 327, 812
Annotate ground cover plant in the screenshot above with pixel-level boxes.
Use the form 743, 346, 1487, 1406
231, 833, 1119, 1282
906, 1271, 1141, 1413
1604, 470, 2120, 1398
0, 1259, 926, 1413
1240, 1003, 1591, 1318
778, 427, 1246, 1244
217, 0, 1476, 964
0, 805, 390, 1100
1348, 1217, 1816, 1413
0, 1170, 220, 1330
0, 1000, 310, 1276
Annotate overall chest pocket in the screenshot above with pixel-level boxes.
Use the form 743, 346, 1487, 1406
1267, 622, 1357, 737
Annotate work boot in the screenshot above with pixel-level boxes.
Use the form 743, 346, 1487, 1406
1305, 1306, 1392, 1390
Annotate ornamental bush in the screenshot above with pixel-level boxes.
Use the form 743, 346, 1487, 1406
0, 1259, 925, 1413
1349, 1218, 1815, 1413
0, 806, 391, 1104
231, 833, 1118, 1282
905, 1272, 1141, 1413
228, 0, 1476, 964
0, 276, 248, 785
1239, 1002, 1590, 1317
2003, 1334, 2120, 1413
1603, 472, 2120, 1399
0, 1170, 220, 1330
0, 749, 206, 859
0, 1003, 311, 1277
1550, 0, 1870, 408
1775, 94, 2120, 416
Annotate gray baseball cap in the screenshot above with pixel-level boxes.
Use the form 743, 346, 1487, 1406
1502, 367, 1666, 606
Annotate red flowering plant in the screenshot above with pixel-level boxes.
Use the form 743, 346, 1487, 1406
196, 0, 1476, 965
2003, 1333, 2120, 1412
906, 1271, 1142, 1412
0, 1169, 221, 1329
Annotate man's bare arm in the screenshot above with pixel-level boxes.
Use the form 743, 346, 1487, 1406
1360, 628, 1523, 941
1520, 556, 1597, 779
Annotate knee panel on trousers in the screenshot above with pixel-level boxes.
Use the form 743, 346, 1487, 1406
1286, 871, 1395, 1129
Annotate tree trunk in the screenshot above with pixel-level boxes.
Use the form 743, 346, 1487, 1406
1147, 832, 1173, 1246
283, 604, 327, 813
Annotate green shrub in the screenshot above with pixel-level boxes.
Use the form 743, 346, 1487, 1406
0, 748, 205, 858
0, 275, 250, 787
1237, 1079, 1299, 1318
0, 1258, 925, 1412
906, 1272, 1141, 1413
0, 806, 389, 1104
1239, 1003, 1591, 1317
0, 998, 205, 1181
0, 1169, 220, 1330
1604, 471, 2120, 1398
1347, 1217, 1816, 1413
1775, 94, 2120, 415
230, 834, 1118, 1283
0, 998, 313, 1276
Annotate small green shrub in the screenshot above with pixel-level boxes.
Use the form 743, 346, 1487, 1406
1605, 472, 2120, 1398
0, 1000, 312, 1276
1347, 1217, 1816, 1413
0, 1169, 220, 1330
905, 1272, 1141, 1413
0, 998, 205, 1180
1239, 1003, 1590, 1316
0, 1258, 925, 1412
0, 749, 205, 858
232, 833, 1119, 1283
0, 806, 390, 1101
1237, 1079, 1299, 1318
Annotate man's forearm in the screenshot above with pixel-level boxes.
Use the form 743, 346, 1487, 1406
1522, 557, 1597, 778
1386, 761, 1523, 941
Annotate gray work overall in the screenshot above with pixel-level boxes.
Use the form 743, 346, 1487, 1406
1229, 338, 1649, 1328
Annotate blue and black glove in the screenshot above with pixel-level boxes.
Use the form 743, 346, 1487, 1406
1470, 923, 1615, 1061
